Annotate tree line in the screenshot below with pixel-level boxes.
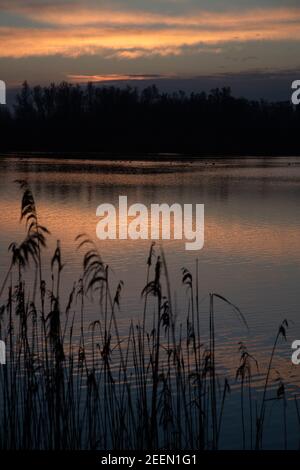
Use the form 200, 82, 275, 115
0, 81, 299, 156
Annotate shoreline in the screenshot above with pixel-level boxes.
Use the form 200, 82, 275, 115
1, 151, 300, 162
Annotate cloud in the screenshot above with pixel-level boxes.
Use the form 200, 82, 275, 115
68, 73, 174, 83
0, 3, 299, 58
1, 2, 299, 29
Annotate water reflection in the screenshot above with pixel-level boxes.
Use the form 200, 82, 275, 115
0, 157, 300, 389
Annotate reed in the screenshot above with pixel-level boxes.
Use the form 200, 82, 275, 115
0, 182, 295, 450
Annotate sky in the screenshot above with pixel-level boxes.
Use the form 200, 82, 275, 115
0, 0, 300, 99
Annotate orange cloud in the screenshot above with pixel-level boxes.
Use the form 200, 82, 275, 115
67, 74, 173, 83
0, 7, 299, 58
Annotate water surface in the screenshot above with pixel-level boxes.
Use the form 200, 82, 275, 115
1, 156, 300, 448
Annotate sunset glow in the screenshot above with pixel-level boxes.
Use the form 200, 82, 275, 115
0, 0, 300, 89
0, 7, 300, 59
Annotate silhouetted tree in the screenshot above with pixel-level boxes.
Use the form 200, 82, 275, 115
0, 81, 299, 156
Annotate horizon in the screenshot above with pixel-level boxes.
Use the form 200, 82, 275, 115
4, 70, 300, 107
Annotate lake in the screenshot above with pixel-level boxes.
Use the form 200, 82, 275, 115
1, 155, 300, 449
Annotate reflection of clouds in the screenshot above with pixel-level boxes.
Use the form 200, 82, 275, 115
1, 157, 300, 401
1, 159, 300, 263
1, 192, 300, 262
